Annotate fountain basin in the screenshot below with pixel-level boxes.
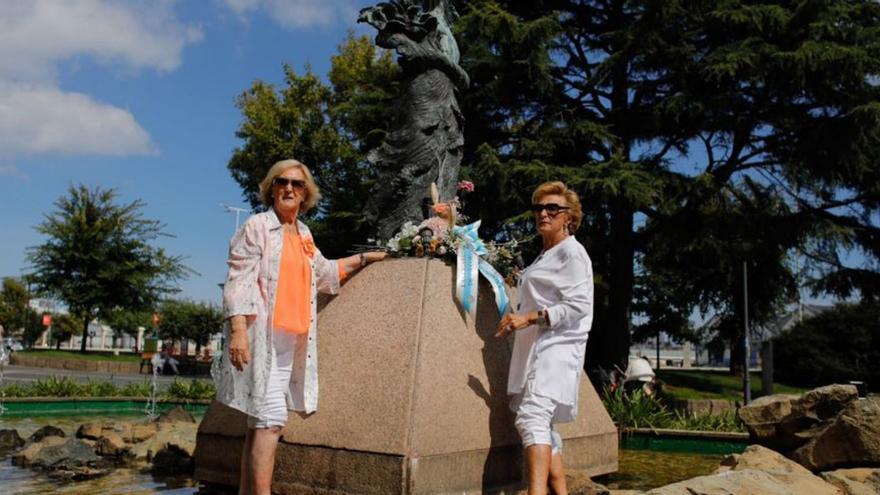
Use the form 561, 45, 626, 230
1, 397, 209, 417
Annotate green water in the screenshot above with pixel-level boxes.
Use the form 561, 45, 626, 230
597, 449, 725, 491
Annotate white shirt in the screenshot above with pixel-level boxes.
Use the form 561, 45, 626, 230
507, 235, 594, 422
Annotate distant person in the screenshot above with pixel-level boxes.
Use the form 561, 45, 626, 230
159, 343, 179, 375
495, 181, 593, 495
213, 159, 388, 495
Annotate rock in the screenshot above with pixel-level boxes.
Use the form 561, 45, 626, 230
29, 438, 99, 470
28, 425, 66, 443
95, 432, 128, 456
157, 405, 196, 423
0, 429, 25, 457
794, 384, 859, 420
11, 436, 66, 466
131, 421, 197, 465
822, 468, 880, 495
647, 469, 842, 495
127, 423, 158, 443
647, 445, 842, 495
75, 423, 104, 440
738, 394, 796, 442
47, 466, 112, 481
716, 445, 815, 477
792, 398, 880, 471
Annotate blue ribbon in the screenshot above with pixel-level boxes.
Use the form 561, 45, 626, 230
453, 221, 510, 319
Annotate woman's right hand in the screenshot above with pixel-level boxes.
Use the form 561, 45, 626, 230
228, 319, 251, 371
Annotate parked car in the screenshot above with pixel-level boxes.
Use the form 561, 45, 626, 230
3, 337, 23, 352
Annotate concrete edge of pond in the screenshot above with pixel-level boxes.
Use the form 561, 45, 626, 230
0, 398, 211, 417
626, 427, 749, 440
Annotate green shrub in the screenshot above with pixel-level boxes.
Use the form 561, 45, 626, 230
30, 376, 81, 397
166, 378, 215, 400
668, 409, 745, 433
118, 381, 152, 397
602, 385, 673, 429
774, 302, 880, 392
79, 380, 119, 397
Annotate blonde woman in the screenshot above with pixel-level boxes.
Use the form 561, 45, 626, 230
213, 159, 387, 495
496, 181, 594, 495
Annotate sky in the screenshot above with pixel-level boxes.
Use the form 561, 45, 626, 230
0, 0, 377, 305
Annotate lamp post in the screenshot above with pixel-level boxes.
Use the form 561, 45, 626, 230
742, 258, 751, 404
220, 203, 248, 231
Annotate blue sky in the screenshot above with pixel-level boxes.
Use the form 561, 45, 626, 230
0, 0, 376, 304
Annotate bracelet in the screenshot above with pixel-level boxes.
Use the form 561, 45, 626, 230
359, 252, 367, 267
536, 309, 548, 326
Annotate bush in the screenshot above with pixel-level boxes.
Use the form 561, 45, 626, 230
774, 302, 880, 392
166, 378, 216, 400
602, 385, 673, 429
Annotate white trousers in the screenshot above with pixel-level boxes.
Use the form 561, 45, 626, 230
247, 330, 297, 429
513, 388, 563, 454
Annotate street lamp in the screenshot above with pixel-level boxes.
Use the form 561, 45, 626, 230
735, 240, 754, 405
220, 203, 248, 231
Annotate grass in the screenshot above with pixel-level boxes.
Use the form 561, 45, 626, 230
17, 349, 142, 363
601, 385, 745, 433
657, 369, 809, 401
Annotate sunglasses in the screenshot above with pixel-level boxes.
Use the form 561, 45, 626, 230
273, 177, 306, 189
531, 203, 570, 216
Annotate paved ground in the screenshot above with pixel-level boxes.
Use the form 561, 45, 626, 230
1, 365, 210, 386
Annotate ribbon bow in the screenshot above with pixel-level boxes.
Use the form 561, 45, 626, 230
452, 221, 510, 320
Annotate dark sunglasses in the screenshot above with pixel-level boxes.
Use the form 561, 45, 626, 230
531, 203, 570, 216
273, 177, 306, 189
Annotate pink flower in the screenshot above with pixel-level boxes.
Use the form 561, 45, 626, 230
457, 180, 475, 192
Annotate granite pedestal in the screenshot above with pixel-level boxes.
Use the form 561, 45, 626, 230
195, 258, 617, 494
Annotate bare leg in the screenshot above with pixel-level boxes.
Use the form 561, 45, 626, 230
548, 452, 568, 495
238, 429, 255, 495
250, 426, 283, 495
525, 444, 552, 495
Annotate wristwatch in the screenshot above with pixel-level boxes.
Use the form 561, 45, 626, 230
359, 253, 367, 267
536, 309, 548, 326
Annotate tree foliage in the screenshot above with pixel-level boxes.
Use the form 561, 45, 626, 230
454, 0, 880, 371
104, 309, 152, 351
26, 185, 191, 352
227, 33, 399, 256
49, 313, 82, 350
0, 277, 30, 335
157, 299, 224, 353
774, 302, 880, 392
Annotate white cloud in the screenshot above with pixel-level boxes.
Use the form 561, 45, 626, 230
0, 83, 154, 156
224, 0, 357, 29
0, 1, 202, 158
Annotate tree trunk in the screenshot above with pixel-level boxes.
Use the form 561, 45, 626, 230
608, 195, 635, 368
79, 313, 89, 353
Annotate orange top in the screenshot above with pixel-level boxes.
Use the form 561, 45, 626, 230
273, 230, 348, 334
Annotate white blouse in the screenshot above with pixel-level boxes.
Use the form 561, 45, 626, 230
507, 235, 594, 422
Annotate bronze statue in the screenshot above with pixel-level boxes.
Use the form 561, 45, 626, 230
359, 0, 469, 239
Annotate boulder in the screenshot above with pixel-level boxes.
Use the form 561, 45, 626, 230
95, 432, 128, 457
738, 385, 859, 451
11, 436, 66, 466
646, 469, 841, 495
132, 421, 197, 466
791, 398, 880, 471
821, 468, 880, 495
648, 445, 842, 495
738, 394, 796, 442
157, 405, 196, 423
127, 423, 158, 443
28, 425, 66, 443
75, 423, 104, 440
28, 438, 99, 470
0, 429, 25, 457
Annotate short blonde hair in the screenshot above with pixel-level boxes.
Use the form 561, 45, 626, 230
259, 159, 321, 212
532, 181, 583, 233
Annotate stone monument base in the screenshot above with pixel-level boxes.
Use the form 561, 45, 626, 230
195, 258, 617, 494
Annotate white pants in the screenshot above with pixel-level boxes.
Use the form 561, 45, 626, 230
247, 330, 297, 429
513, 389, 563, 454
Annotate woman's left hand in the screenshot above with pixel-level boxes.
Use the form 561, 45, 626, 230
495, 313, 532, 338
364, 251, 388, 263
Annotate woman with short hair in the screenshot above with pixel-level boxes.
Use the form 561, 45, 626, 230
213, 159, 387, 495
496, 181, 593, 495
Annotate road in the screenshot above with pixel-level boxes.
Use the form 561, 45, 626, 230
1, 365, 210, 387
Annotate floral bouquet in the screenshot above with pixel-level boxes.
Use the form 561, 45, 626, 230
381, 180, 523, 284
